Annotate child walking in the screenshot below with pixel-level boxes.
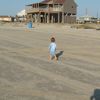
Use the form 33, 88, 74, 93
49, 37, 57, 61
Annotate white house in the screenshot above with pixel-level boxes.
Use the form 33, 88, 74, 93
0, 16, 14, 22
17, 9, 26, 17
16, 9, 26, 22
77, 15, 98, 23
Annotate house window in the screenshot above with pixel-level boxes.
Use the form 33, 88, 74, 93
68, 13, 71, 16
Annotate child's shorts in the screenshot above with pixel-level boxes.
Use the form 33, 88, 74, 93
50, 51, 55, 56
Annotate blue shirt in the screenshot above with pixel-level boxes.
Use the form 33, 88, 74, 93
49, 42, 56, 55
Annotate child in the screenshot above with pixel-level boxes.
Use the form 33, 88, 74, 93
49, 37, 57, 60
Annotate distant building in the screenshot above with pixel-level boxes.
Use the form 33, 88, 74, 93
16, 9, 26, 22
17, 9, 26, 17
0, 16, 14, 22
77, 15, 98, 23
25, 0, 77, 23
97, 18, 100, 23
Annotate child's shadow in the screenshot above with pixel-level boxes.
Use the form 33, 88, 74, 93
56, 51, 64, 60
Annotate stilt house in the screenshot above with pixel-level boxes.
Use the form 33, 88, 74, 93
26, 0, 77, 23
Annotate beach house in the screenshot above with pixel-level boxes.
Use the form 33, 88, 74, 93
26, 0, 77, 23
0, 16, 14, 22
16, 9, 26, 22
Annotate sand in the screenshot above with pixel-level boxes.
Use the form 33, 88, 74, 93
0, 23, 100, 100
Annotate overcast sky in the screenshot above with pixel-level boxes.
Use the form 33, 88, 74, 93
0, 0, 100, 17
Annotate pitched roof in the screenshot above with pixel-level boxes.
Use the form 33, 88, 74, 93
17, 9, 26, 17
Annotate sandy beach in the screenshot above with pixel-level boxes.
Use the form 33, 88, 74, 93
0, 23, 100, 100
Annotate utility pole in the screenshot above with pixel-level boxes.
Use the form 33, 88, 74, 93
85, 8, 88, 16
97, 11, 99, 19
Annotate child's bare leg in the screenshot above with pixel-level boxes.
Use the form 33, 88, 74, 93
49, 55, 51, 60
54, 55, 57, 61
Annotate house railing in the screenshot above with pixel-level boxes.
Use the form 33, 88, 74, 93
26, 6, 63, 13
